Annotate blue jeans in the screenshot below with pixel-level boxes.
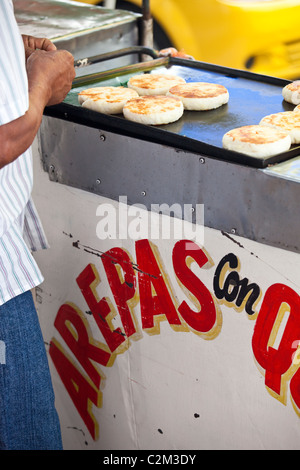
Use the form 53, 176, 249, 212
0, 290, 62, 450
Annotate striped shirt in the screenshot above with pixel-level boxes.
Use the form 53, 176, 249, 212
0, 1, 48, 305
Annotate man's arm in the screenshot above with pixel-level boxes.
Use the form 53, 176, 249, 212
0, 42, 75, 169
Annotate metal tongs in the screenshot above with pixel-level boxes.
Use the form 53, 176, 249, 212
74, 46, 158, 69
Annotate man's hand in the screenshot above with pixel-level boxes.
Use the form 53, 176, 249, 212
26, 48, 75, 107
22, 34, 57, 60
23, 34, 75, 106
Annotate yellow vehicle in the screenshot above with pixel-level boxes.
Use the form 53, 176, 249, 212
74, 0, 300, 79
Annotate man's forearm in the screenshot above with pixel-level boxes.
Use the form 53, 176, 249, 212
0, 86, 48, 169
0, 46, 75, 169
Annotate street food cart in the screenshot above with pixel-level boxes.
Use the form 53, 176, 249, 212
17, 0, 300, 451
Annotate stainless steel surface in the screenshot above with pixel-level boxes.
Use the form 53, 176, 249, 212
38, 116, 300, 254
13, 0, 138, 40
14, 0, 140, 73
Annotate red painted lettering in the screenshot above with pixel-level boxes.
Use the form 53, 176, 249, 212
54, 302, 112, 388
135, 239, 181, 331
173, 240, 217, 334
101, 247, 137, 338
252, 283, 300, 397
76, 263, 125, 353
50, 339, 101, 440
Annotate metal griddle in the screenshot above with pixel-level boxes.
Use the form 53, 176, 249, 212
44, 49, 297, 169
